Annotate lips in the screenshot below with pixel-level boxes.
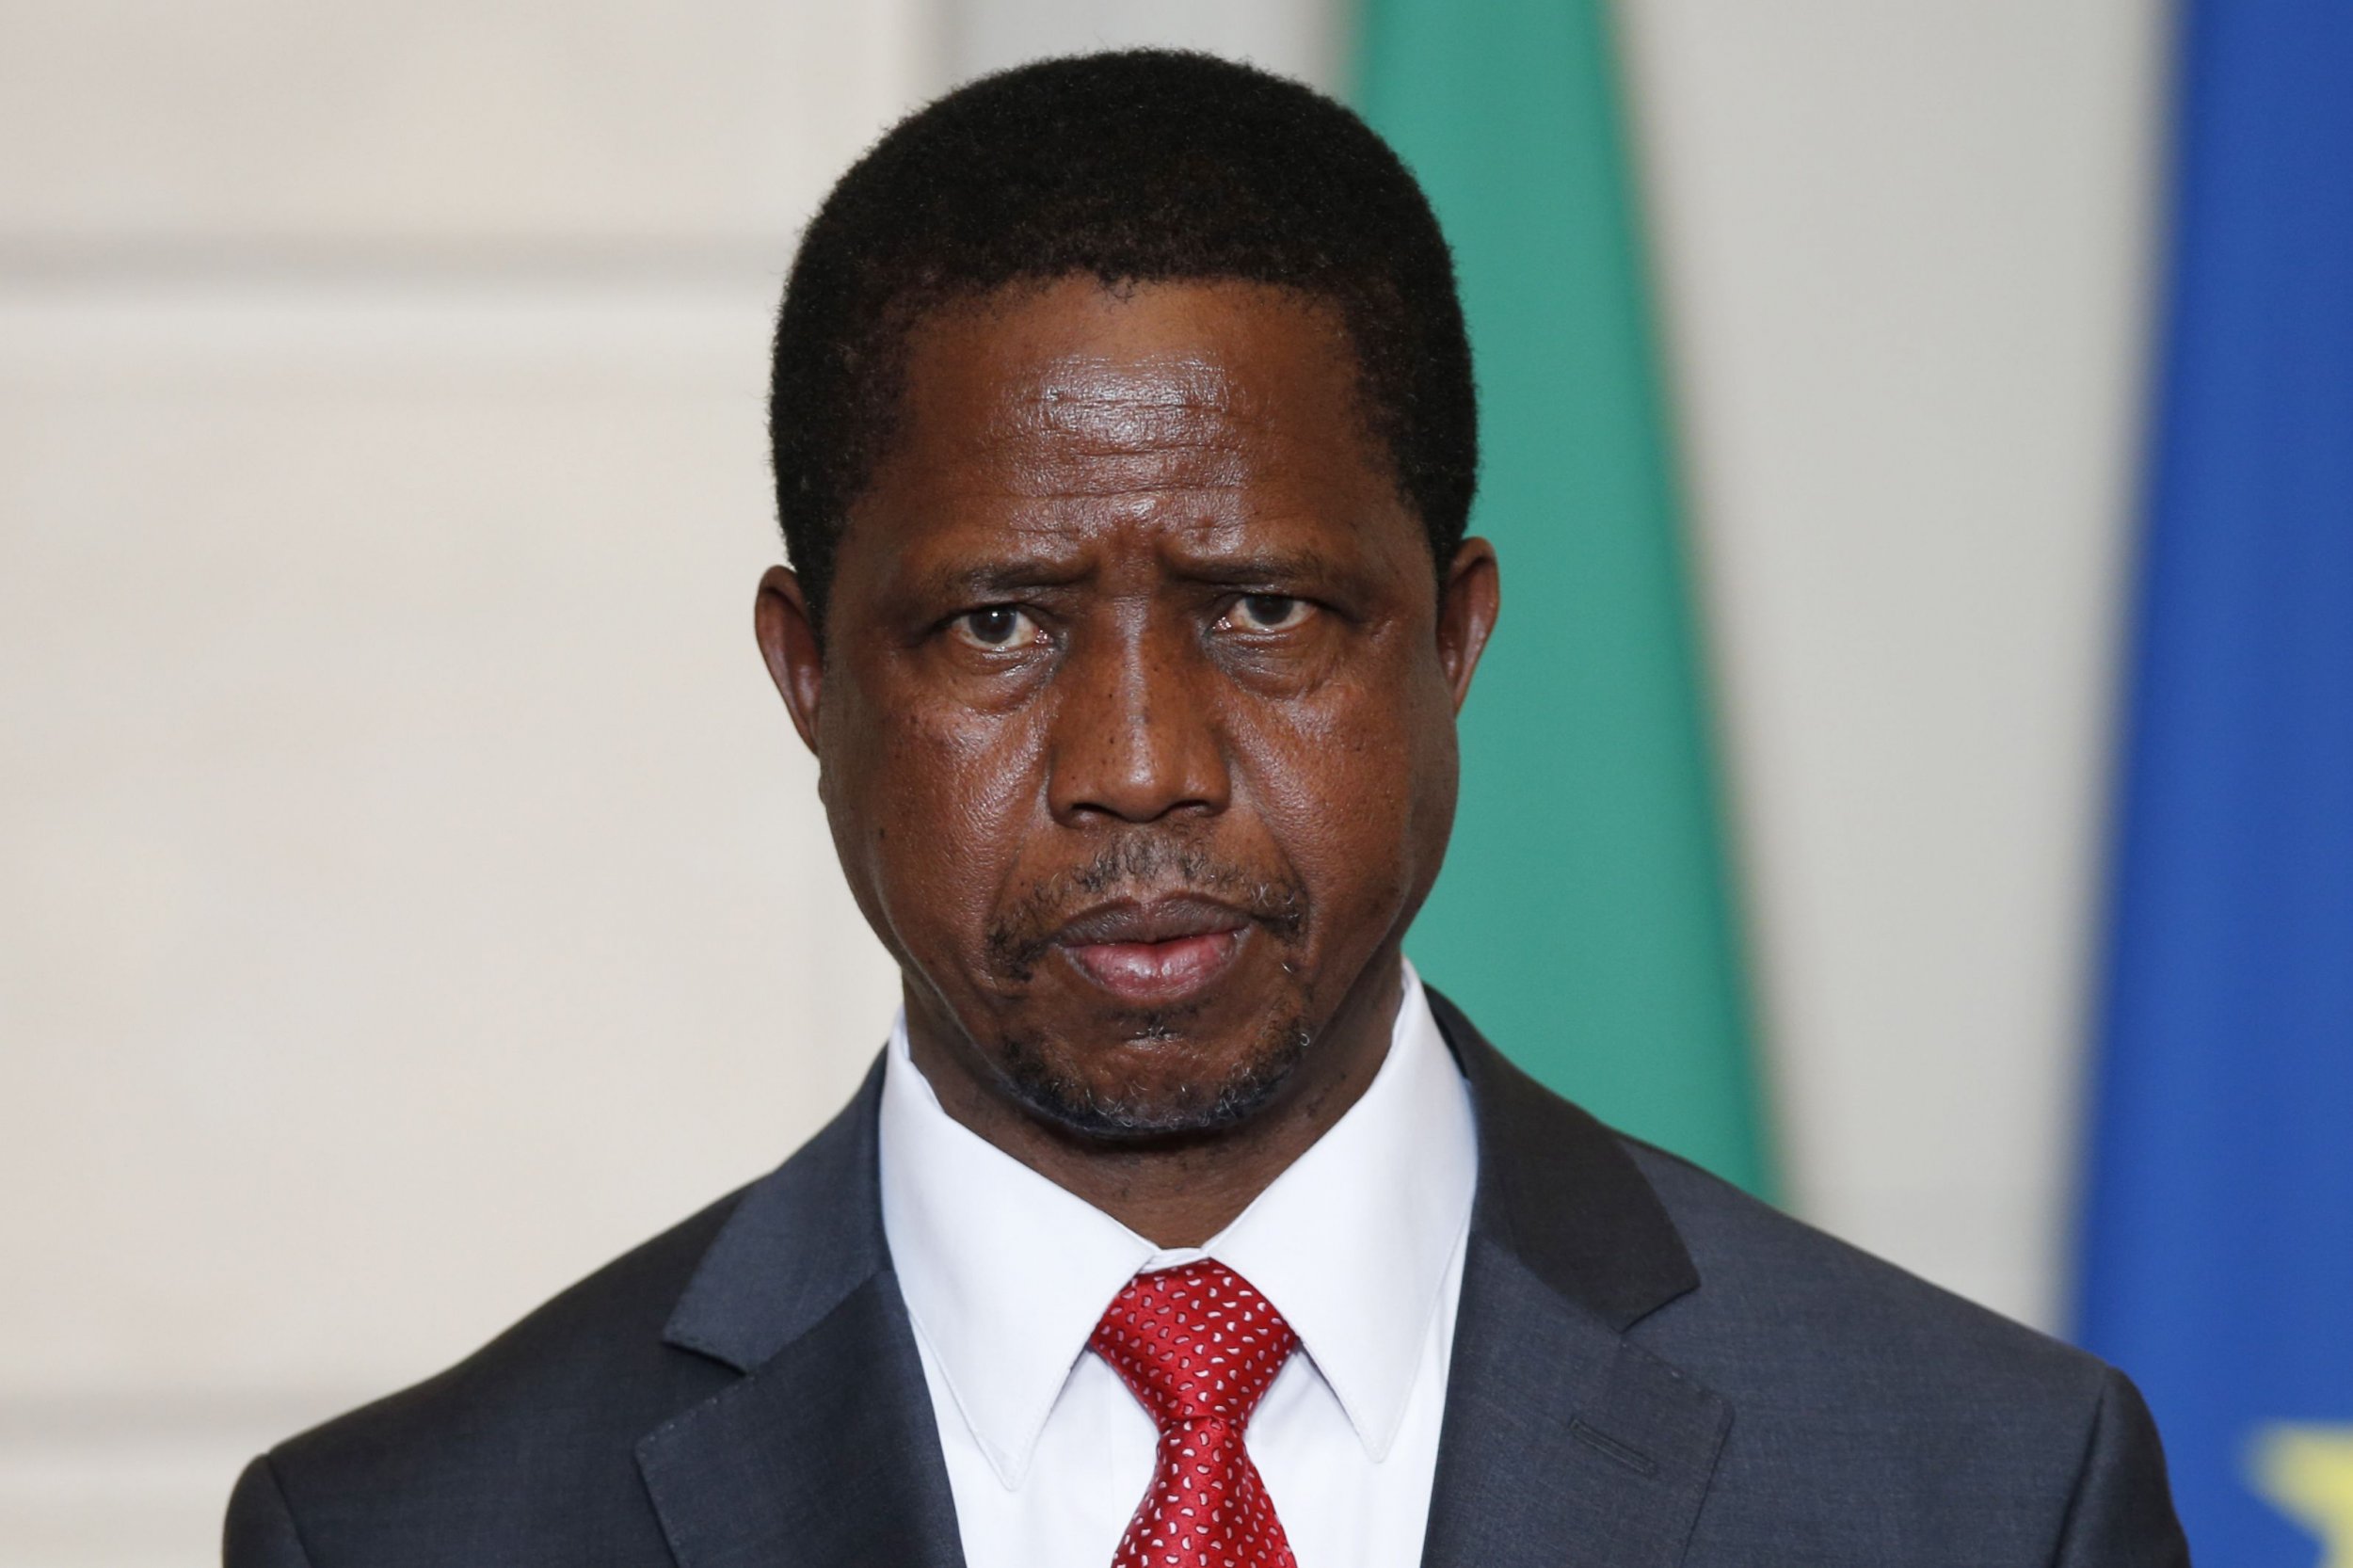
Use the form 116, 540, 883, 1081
1052, 896, 1251, 1005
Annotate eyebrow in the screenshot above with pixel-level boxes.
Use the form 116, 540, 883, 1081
905, 556, 1095, 603
897, 541, 1355, 603
1163, 548, 1346, 588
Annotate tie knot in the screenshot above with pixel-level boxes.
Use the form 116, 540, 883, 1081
1090, 1261, 1298, 1432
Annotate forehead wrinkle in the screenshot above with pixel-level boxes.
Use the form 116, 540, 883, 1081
981, 432, 1254, 504
1006, 465, 1249, 503
1031, 350, 1242, 408
963, 362, 1257, 507
904, 440, 1248, 511
1012, 349, 1257, 444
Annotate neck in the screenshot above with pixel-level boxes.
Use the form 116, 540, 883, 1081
905, 948, 1405, 1248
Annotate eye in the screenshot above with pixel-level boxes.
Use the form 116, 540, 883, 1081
949, 604, 1043, 650
1225, 594, 1312, 633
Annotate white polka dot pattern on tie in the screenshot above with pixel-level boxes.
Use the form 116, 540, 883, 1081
1089, 1261, 1301, 1568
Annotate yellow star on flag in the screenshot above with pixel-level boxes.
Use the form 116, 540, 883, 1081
2251, 1423, 2353, 1568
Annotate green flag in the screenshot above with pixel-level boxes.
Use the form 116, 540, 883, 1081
1358, 0, 1770, 1192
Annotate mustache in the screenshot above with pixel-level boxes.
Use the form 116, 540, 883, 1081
985, 836, 1306, 979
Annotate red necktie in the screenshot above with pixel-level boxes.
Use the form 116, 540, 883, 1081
1090, 1260, 1300, 1568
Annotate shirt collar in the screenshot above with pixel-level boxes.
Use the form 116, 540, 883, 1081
876, 961, 1477, 1486
1207, 963, 1476, 1461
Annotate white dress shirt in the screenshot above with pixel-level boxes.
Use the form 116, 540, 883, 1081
877, 960, 1480, 1568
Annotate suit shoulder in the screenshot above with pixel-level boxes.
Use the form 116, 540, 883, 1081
1614, 1144, 2189, 1561
1623, 1139, 2111, 1404
260, 1185, 746, 1551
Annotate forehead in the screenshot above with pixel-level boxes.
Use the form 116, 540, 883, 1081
841, 278, 1414, 578
901, 277, 1359, 445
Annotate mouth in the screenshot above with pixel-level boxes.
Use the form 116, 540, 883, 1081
1050, 896, 1252, 1007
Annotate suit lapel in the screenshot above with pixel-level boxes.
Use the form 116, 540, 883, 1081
1420, 1240, 1731, 1568
1420, 991, 1733, 1568
636, 1273, 963, 1568
636, 1059, 965, 1568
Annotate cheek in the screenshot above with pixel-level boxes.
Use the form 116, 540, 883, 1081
1235, 656, 1437, 932
825, 680, 1048, 958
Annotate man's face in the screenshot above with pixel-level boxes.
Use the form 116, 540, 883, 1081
765, 278, 1493, 1140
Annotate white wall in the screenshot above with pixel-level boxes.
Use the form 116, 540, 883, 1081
0, 4, 2164, 1563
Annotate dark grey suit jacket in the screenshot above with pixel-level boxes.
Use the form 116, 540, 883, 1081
225, 994, 2190, 1566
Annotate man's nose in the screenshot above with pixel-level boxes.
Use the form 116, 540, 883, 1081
1046, 620, 1230, 825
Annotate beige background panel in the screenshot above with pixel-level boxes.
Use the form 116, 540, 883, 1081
3, 8, 936, 1560
0, 2, 926, 253
1, 287, 901, 1401
945, 0, 1344, 89
1617, 0, 2165, 1326
0, 288, 904, 1560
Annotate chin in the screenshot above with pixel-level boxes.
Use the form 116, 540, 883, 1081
993, 1012, 1312, 1142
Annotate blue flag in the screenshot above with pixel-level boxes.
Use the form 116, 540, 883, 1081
2076, 4, 2353, 1563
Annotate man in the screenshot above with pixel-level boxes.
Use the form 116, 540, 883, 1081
225, 51, 2189, 1568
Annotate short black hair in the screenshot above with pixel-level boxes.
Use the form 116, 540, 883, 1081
769, 49, 1478, 636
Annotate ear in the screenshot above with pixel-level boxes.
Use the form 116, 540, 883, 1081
1435, 536, 1500, 712
754, 565, 825, 754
